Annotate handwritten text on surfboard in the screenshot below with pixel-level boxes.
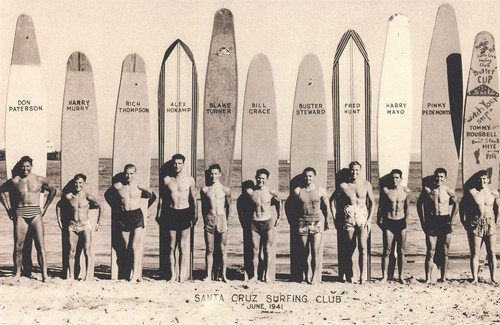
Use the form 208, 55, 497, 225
296, 103, 325, 115
9, 100, 43, 112
118, 101, 149, 113
385, 103, 407, 114
167, 101, 191, 113
207, 102, 232, 114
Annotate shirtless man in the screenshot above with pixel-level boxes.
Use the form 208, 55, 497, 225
294, 167, 330, 284
240, 169, 280, 283
200, 164, 231, 282
417, 167, 458, 283
156, 154, 197, 282
332, 161, 375, 284
377, 169, 410, 283
56, 174, 101, 281
460, 170, 499, 284
105, 164, 156, 282
0, 156, 56, 281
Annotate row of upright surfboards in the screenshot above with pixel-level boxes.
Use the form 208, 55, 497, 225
4, 4, 498, 280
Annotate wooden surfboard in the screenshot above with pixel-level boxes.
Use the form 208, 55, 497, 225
5, 14, 47, 277
422, 3, 462, 190
203, 8, 237, 280
462, 32, 499, 189
111, 54, 150, 280
60, 51, 99, 279
240, 53, 278, 282
288, 53, 327, 283
158, 39, 198, 281
332, 30, 371, 281
377, 14, 413, 187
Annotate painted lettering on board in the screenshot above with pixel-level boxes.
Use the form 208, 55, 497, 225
296, 103, 325, 115
207, 102, 232, 114
118, 100, 149, 113
385, 102, 406, 114
66, 99, 90, 111
422, 103, 449, 115
343, 103, 361, 114
167, 101, 191, 113
249, 103, 270, 114
8, 99, 43, 112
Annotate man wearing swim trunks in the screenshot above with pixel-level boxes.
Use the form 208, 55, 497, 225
377, 169, 410, 283
0, 156, 56, 282
460, 170, 499, 284
156, 154, 197, 283
332, 161, 375, 284
56, 174, 101, 281
105, 164, 156, 282
239, 169, 280, 283
417, 167, 457, 283
200, 164, 231, 282
294, 167, 330, 284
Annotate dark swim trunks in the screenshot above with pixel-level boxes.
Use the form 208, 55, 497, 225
165, 207, 193, 231
115, 208, 144, 232
384, 218, 407, 233
426, 214, 452, 236
251, 218, 273, 235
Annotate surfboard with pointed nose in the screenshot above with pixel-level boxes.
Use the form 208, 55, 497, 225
60, 51, 99, 280
462, 32, 499, 189
240, 53, 279, 282
158, 39, 198, 281
110, 54, 150, 280
5, 14, 47, 277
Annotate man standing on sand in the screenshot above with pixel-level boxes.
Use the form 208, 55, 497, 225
239, 168, 280, 283
460, 170, 498, 284
156, 154, 197, 283
56, 174, 101, 281
332, 161, 375, 284
294, 167, 330, 284
0, 156, 56, 282
105, 164, 156, 282
200, 164, 231, 282
377, 169, 410, 283
417, 167, 458, 283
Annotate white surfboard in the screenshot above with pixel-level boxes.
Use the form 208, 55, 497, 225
5, 14, 47, 277
111, 54, 150, 280
377, 14, 413, 186
60, 51, 99, 279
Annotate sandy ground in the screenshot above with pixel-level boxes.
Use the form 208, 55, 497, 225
1, 261, 499, 325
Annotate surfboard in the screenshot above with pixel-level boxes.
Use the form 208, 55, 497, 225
111, 54, 150, 280
377, 14, 413, 187
288, 53, 327, 283
158, 39, 198, 281
203, 8, 237, 280
240, 53, 278, 282
5, 14, 47, 277
332, 30, 371, 281
462, 32, 499, 188
422, 3, 462, 190
60, 51, 99, 279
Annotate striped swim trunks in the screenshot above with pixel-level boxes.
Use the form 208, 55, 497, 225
16, 206, 42, 219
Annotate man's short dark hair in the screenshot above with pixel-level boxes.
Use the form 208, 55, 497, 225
390, 169, 403, 177
20, 155, 33, 165
124, 164, 136, 172
172, 154, 186, 162
256, 168, 270, 178
209, 164, 222, 172
478, 170, 489, 178
302, 167, 316, 175
349, 161, 362, 169
73, 173, 87, 182
434, 167, 447, 177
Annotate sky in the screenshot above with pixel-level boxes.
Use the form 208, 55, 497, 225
1, 0, 499, 160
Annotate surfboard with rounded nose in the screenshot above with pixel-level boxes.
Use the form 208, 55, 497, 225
60, 51, 99, 280
5, 14, 47, 277
462, 32, 499, 189
422, 3, 462, 190
377, 14, 413, 187
158, 39, 198, 281
240, 53, 278, 282
110, 54, 150, 280
333, 29, 371, 281
288, 53, 327, 283
203, 8, 237, 280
